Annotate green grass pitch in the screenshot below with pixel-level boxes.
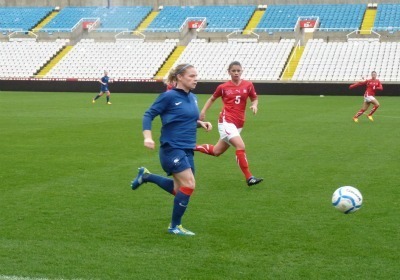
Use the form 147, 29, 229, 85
0, 91, 399, 280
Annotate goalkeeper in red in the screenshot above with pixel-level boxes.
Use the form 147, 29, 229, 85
195, 61, 263, 187
350, 71, 383, 123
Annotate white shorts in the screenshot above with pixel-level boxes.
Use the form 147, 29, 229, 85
364, 95, 376, 103
218, 122, 242, 144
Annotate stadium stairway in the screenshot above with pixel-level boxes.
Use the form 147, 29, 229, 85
360, 8, 377, 34
281, 46, 305, 80
154, 45, 186, 80
32, 10, 59, 32
35, 46, 73, 77
243, 10, 265, 34
136, 11, 159, 31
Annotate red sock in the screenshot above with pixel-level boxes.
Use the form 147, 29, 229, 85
368, 106, 379, 116
194, 144, 215, 156
235, 150, 252, 180
354, 109, 365, 118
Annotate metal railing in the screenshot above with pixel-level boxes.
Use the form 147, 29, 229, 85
226, 29, 259, 42
115, 30, 145, 41
346, 29, 381, 40
40, 17, 100, 33
8, 31, 38, 41
252, 27, 295, 33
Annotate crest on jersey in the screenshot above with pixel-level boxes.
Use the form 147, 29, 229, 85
243, 89, 247, 93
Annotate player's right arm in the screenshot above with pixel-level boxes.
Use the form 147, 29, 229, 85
142, 93, 169, 150
143, 130, 155, 149
349, 80, 367, 90
200, 85, 222, 120
200, 96, 217, 121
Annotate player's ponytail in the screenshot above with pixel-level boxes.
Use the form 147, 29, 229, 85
167, 63, 194, 85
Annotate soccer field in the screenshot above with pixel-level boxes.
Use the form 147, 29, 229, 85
0, 92, 399, 280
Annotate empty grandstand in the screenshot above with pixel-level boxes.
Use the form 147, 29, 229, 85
41, 6, 152, 32
45, 39, 176, 79
0, 2, 400, 89
146, 5, 256, 32
0, 7, 53, 32
256, 4, 365, 32
374, 3, 400, 32
0, 40, 67, 78
173, 39, 295, 81
292, 39, 400, 82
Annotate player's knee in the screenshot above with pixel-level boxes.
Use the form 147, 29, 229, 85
235, 144, 246, 150
181, 176, 196, 189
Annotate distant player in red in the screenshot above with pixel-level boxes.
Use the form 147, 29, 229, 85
166, 81, 176, 91
195, 61, 263, 187
349, 71, 383, 123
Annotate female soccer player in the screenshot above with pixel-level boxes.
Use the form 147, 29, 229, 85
349, 71, 383, 122
195, 61, 263, 187
131, 64, 212, 236
92, 70, 112, 104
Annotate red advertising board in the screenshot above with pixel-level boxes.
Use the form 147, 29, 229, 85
300, 20, 317, 28
83, 21, 94, 30
188, 21, 203, 29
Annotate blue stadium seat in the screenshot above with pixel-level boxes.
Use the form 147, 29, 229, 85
42, 6, 152, 32
0, 7, 53, 31
374, 4, 400, 32
147, 6, 256, 32
256, 4, 366, 32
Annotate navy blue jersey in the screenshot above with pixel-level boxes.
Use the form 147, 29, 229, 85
143, 88, 200, 149
100, 75, 109, 91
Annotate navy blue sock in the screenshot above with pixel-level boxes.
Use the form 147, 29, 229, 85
171, 187, 193, 228
143, 173, 175, 195
106, 96, 110, 102
94, 95, 100, 100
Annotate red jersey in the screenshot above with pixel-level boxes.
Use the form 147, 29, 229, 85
349, 79, 383, 97
212, 80, 257, 128
166, 83, 174, 91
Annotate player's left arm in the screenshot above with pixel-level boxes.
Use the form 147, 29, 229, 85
197, 120, 212, 131
248, 83, 258, 115
375, 81, 383, 91
249, 98, 258, 115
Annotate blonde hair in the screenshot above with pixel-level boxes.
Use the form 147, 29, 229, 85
166, 64, 194, 85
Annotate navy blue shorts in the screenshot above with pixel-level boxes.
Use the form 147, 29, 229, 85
159, 146, 195, 176
100, 86, 109, 92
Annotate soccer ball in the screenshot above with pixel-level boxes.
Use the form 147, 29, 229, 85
332, 186, 363, 214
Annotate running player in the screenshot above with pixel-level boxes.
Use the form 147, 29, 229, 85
131, 64, 212, 236
195, 61, 263, 187
350, 71, 383, 122
92, 70, 112, 104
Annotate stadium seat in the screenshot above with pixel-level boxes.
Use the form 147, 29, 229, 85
147, 6, 256, 32
374, 4, 400, 32
256, 4, 365, 32
42, 6, 152, 32
0, 7, 53, 31
46, 39, 176, 79
292, 39, 400, 82
0, 40, 67, 78
170, 39, 295, 81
